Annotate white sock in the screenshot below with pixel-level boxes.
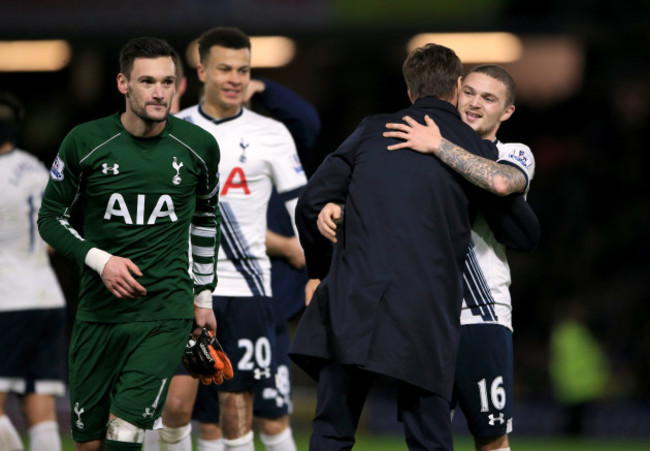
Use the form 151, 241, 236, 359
259, 427, 296, 451
142, 428, 160, 450
223, 430, 254, 451
159, 423, 192, 451
28, 420, 60, 451
197, 437, 224, 451
0, 415, 23, 451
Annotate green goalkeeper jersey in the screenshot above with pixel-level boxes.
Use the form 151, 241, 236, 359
38, 112, 221, 323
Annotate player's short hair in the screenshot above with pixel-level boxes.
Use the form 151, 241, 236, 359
0, 90, 25, 122
0, 90, 24, 145
467, 64, 517, 106
172, 49, 184, 87
402, 43, 463, 102
197, 27, 251, 64
119, 37, 177, 80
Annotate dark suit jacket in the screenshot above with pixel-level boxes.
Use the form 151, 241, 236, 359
289, 97, 535, 399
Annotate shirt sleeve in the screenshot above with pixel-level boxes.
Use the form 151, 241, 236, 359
497, 142, 535, 196
268, 123, 308, 194
31, 158, 50, 218
266, 123, 308, 239
190, 137, 221, 295
37, 131, 94, 266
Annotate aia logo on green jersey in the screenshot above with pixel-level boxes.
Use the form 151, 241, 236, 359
104, 193, 178, 225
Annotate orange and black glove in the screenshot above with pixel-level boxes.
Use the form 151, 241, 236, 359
182, 328, 234, 385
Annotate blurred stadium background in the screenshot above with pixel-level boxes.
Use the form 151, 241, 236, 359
2, 0, 649, 447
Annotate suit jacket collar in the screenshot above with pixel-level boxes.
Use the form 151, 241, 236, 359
411, 96, 460, 119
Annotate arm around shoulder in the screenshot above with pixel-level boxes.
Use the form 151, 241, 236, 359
482, 194, 541, 252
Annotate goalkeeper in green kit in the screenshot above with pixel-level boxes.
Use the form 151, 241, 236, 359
37, 36, 225, 451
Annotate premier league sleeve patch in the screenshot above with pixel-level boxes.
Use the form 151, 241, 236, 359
291, 154, 304, 174
50, 154, 65, 181
508, 148, 532, 169
498, 143, 535, 172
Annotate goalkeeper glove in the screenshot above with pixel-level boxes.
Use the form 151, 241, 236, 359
182, 328, 234, 385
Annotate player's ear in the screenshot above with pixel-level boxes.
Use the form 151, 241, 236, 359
197, 64, 207, 83
117, 73, 128, 95
500, 104, 515, 123
453, 77, 463, 105
407, 90, 415, 104
177, 76, 188, 98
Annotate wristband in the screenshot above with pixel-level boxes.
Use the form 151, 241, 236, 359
194, 289, 213, 309
84, 247, 112, 276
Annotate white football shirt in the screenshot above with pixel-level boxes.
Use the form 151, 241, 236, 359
0, 149, 66, 311
177, 105, 307, 297
460, 141, 535, 331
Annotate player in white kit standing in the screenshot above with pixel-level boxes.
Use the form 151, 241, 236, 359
157, 27, 306, 451
0, 90, 67, 451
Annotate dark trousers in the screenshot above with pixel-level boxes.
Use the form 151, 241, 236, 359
309, 362, 453, 451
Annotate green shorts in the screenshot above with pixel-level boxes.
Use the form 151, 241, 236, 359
68, 318, 192, 442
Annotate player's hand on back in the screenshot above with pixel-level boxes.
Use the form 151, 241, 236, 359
101, 256, 147, 299
384, 115, 442, 155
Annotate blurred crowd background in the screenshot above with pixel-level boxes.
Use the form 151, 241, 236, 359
2, 0, 649, 440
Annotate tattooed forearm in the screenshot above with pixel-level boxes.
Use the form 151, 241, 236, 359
437, 138, 525, 196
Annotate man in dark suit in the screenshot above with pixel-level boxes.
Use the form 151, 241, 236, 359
289, 43, 539, 450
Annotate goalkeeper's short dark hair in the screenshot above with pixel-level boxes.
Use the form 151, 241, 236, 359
119, 36, 178, 80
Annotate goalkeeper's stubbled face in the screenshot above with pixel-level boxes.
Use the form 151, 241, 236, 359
121, 56, 175, 124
